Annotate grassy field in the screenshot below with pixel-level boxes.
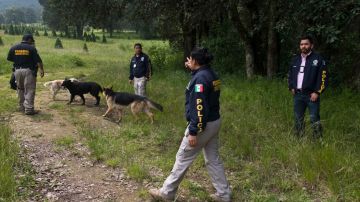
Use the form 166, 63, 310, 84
0, 31, 359, 201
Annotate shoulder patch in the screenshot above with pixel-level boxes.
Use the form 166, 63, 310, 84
213, 80, 221, 91
195, 84, 204, 93
313, 60, 318, 66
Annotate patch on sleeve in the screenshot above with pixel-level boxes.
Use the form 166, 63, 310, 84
194, 84, 204, 93
313, 60, 318, 66
213, 80, 221, 91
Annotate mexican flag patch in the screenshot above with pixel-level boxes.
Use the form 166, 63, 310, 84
195, 84, 204, 93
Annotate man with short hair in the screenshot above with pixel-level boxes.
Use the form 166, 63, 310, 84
7, 34, 44, 115
288, 36, 328, 139
129, 43, 152, 96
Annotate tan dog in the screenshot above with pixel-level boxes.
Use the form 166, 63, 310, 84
102, 87, 163, 123
43, 78, 78, 100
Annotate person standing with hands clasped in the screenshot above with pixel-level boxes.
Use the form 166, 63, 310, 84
288, 36, 328, 139
149, 48, 231, 202
128, 43, 152, 97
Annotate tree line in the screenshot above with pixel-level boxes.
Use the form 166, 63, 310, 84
0, 7, 41, 24
36, 0, 360, 88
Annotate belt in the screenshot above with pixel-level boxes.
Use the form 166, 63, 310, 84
296, 89, 311, 94
14, 67, 30, 70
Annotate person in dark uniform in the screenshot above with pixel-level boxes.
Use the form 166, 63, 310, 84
7, 34, 44, 115
128, 43, 152, 96
288, 36, 328, 139
149, 48, 231, 202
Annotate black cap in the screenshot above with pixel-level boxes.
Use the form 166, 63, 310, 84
22, 34, 35, 43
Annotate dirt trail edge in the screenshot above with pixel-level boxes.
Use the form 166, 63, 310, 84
10, 89, 147, 202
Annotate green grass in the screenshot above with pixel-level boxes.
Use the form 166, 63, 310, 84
0, 31, 359, 201
0, 124, 17, 200
54, 135, 75, 149
0, 124, 35, 201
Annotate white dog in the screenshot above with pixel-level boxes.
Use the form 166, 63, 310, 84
43, 78, 78, 100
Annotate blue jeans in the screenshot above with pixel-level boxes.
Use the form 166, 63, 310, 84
293, 92, 322, 138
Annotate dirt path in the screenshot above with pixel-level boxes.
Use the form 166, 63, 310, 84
10, 88, 148, 202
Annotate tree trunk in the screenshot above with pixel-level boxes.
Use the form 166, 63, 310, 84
244, 42, 255, 79
266, 0, 278, 79
76, 24, 83, 40
183, 27, 197, 61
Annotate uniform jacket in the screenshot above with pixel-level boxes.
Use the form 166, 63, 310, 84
129, 53, 152, 80
185, 66, 221, 136
288, 52, 328, 94
7, 42, 42, 70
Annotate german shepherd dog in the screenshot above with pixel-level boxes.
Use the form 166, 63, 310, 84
102, 87, 163, 123
62, 79, 102, 105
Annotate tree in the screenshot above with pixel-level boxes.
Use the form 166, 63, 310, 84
91, 31, 96, 42
8, 24, 15, 35
90, 0, 127, 38
40, 0, 90, 39
55, 37, 63, 49
83, 43, 88, 52
129, 0, 222, 59
4, 7, 25, 24
0, 14, 4, 24
0, 36, 4, 46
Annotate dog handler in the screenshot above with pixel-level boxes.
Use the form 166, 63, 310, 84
149, 48, 231, 202
7, 34, 44, 115
128, 43, 152, 97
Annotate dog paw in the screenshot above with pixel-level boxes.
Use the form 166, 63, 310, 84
102, 114, 106, 117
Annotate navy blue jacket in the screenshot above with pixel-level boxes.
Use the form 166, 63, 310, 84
7, 42, 42, 70
288, 52, 328, 94
129, 53, 152, 80
185, 66, 221, 136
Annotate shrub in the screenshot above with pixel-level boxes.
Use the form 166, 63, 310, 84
54, 38, 63, 49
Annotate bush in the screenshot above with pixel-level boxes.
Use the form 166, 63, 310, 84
83, 43, 88, 52
0, 36, 4, 46
69, 56, 85, 67
83, 32, 88, 41
91, 31, 96, 42
52, 30, 57, 37
44, 29, 48, 36
54, 38, 63, 49
102, 34, 107, 43
148, 45, 183, 71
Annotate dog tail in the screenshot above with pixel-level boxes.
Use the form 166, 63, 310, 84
43, 81, 52, 88
146, 99, 163, 112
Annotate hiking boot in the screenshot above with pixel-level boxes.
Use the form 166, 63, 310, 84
25, 110, 39, 115
149, 188, 174, 201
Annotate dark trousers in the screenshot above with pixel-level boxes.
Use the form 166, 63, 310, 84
293, 92, 322, 138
